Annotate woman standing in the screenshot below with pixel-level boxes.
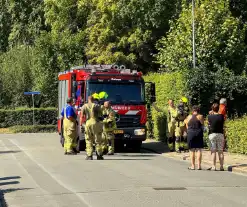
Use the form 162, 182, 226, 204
207, 103, 225, 171
184, 106, 204, 170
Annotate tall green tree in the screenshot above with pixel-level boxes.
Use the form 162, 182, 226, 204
0, 0, 12, 52
156, 0, 247, 74
43, 0, 93, 71
86, 0, 180, 72
8, 0, 47, 47
229, 0, 247, 23
0, 45, 34, 107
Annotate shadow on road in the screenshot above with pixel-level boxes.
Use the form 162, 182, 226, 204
104, 158, 151, 160
109, 140, 169, 155
0, 176, 24, 207
228, 164, 247, 171
0, 188, 33, 207
0, 176, 21, 181
0, 181, 20, 186
141, 140, 169, 154
121, 154, 158, 157
0, 150, 21, 154
0, 176, 21, 187
2, 187, 33, 194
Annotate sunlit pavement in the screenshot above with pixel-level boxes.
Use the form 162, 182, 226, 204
1, 133, 247, 207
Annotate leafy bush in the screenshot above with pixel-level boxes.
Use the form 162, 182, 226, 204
144, 72, 185, 140
226, 116, 247, 154
185, 66, 247, 116
0, 45, 34, 107
0, 108, 57, 128
156, 0, 247, 74
9, 125, 57, 133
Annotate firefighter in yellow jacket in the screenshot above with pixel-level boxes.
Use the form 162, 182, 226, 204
167, 99, 177, 152
85, 102, 104, 160
103, 111, 117, 155
174, 97, 189, 153
101, 101, 115, 153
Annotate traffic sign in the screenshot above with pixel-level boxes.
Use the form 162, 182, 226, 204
23, 91, 41, 125
24, 91, 41, 95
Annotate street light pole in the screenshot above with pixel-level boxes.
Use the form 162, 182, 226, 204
192, 0, 196, 68
24, 91, 40, 126
32, 94, 35, 125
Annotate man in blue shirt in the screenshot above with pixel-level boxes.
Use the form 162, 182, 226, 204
61, 98, 78, 155
61, 99, 77, 120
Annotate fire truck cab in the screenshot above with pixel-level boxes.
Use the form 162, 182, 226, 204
57, 64, 156, 152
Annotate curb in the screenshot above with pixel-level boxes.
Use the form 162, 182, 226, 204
161, 153, 247, 175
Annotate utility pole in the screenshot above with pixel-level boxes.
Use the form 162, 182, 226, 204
24, 91, 41, 126
32, 94, 35, 125
192, 0, 196, 68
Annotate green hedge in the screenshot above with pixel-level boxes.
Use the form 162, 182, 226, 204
226, 116, 247, 154
144, 72, 185, 140
203, 116, 247, 154
0, 108, 57, 128
9, 125, 57, 133
144, 71, 247, 155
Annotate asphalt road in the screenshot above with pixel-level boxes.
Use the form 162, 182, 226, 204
0, 133, 247, 207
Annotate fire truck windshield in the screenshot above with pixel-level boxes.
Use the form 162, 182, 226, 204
86, 82, 145, 104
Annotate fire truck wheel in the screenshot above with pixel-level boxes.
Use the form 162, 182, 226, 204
78, 139, 86, 151
114, 140, 124, 153
131, 141, 142, 152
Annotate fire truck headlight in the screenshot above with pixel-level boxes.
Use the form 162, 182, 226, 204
134, 129, 145, 136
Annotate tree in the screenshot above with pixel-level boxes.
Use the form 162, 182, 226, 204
42, 0, 93, 71
156, 0, 247, 74
229, 0, 247, 24
8, 0, 47, 47
0, 45, 34, 107
86, 0, 180, 72
0, 0, 12, 52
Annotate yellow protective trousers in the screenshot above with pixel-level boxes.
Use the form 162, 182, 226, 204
167, 121, 176, 151
85, 118, 103, 157
175, 124, 188, 151
63, 117, 77, 153
103, 132, 115, 154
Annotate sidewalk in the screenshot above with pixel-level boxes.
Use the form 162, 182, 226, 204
163, 150, 247, 174
143, 139, 247, 175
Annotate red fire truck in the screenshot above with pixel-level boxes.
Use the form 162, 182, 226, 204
57, 64, 156, 151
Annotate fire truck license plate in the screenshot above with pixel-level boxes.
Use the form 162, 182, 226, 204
114, 130, 124, 134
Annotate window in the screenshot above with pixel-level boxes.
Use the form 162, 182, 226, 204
86, 81, 145, 104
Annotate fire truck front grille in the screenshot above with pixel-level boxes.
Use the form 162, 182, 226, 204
116, 115, 141, 128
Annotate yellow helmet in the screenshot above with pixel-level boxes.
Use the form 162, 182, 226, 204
181, 97, 188, 103
99, 91, 108, 99
92, 93, 100, 100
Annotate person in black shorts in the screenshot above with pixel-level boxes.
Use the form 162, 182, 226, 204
207, 103, 225, 171
184, 106, 204, 170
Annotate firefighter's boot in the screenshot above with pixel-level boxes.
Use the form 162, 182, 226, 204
85, 156, 93, 160
95, 150, 104, 160
175, 136, 182, 153
107, 138, 114, 155
167, 137, 175, 152
97, 155, 104, 160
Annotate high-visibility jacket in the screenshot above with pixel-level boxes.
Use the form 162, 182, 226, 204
103, 117, 117, 132
174, 104, 189, 127
102, 106, 115, 117
80, 103, 102, 124
168, 105, 177, 123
